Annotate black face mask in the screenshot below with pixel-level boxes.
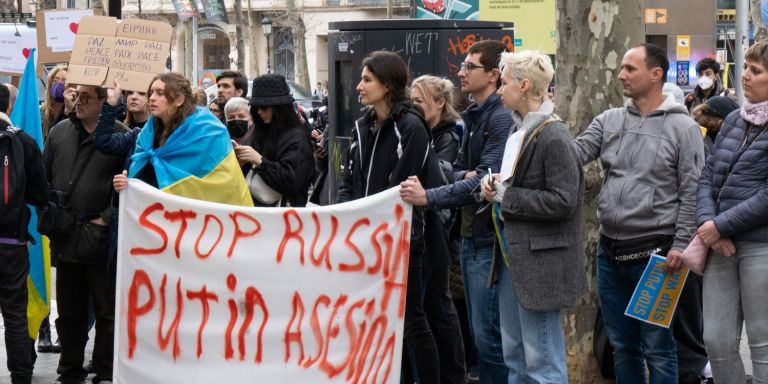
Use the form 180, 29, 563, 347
227, 120, 249, 139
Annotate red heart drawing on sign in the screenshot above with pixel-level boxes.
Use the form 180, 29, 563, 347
69, 22, 78, 33
22, 48, 30, 59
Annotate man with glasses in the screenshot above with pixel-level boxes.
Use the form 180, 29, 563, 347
400, 40, 512, 383
44, 85, 129, 384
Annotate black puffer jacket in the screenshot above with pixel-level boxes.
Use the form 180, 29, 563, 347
338, 101, 433, 247
249, 122, 315, 207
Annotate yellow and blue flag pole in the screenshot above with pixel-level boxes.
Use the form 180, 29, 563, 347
10, 48, 50, 339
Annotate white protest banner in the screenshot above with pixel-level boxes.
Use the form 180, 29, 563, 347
43, 9, 93, 52
115, 180, 411, 383
0, 24, 37, 75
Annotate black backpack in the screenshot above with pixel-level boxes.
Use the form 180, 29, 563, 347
0, 126, 27, 240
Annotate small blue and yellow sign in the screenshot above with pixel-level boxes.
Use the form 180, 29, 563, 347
624, 254, 689, 328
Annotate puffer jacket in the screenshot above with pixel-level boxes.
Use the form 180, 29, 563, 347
696, 110, 768, 241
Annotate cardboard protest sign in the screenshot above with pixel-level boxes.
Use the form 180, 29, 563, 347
68, 16, 172, 92
625, 254, 689, 328
115, 180, 410, 383
0, 24, 37, 75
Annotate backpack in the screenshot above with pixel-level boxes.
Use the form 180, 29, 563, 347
0, 127, 27, 240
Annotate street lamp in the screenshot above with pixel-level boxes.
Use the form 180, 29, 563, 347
261, 15, 273, 74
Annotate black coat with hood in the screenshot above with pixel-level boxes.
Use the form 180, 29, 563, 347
249, 120, 315, 207
338, 101, 437, 247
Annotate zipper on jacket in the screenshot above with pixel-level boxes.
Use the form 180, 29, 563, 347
3, 155, 8, 204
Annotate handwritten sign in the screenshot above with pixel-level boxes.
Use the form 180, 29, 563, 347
43, 9, 93, 52
115, 180, 410, 383
0, 24, 37, 75
68, 16, 172, 92
624, 254, 689, 328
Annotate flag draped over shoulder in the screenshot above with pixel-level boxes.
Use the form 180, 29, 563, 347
128, 107, 252, 206
10, 48, 50, 339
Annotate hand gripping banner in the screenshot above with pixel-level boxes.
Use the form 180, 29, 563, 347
114, 180, 412, 383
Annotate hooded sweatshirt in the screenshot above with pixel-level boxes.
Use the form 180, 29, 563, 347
575, 93, 705, 251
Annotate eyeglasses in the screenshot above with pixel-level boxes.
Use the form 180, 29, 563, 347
72, 91, 94, 105
460, 62, 493, 73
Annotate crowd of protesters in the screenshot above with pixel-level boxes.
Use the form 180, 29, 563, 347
2, 35, 768, 384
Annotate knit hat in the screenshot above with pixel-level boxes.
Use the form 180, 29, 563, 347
705, 96, 739, 119
249, 74, 295, 107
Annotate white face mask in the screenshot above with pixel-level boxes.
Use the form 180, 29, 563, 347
697, 75, 714, 90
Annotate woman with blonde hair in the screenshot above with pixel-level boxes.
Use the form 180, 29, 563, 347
482, 50, 586, 383
41, 65, 70, 138
410, 74, 466, 384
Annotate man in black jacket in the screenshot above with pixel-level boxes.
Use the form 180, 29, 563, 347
0, 119, 48, 384
44, 85, 127, 384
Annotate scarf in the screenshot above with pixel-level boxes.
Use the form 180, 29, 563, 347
740, 99, 768, 125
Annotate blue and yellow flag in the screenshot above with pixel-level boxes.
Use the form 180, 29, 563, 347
10, 48, 50, 339
129, 107, 252, 206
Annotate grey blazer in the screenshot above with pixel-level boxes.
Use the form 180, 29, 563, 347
500, 120, 588, 311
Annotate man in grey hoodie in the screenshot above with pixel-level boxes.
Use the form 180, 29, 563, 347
575, 43, 704, 384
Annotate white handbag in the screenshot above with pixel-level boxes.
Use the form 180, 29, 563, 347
245, 169, 282, 205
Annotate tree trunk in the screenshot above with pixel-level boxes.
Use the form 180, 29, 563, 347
234, 0, 246, 72
285, 0, 310, 90
555, 0, 643, 382
751, 0, 768, 42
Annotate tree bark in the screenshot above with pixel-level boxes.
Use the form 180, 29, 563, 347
555, 0, 642, 382
285, 0, 311, 90
751, 0, 768, 42
234, 0, 246, 72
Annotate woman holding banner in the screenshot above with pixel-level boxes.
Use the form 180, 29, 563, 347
338, 51, 441, 384
696, 40, 768, 384
482, 50, 586, 383
112, 73, 251, 207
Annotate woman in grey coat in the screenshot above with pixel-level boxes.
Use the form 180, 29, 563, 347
482, 50, 587, 383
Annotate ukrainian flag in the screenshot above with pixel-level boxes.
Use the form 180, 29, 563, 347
10, 49, 50, 339
129, 107, 252, 206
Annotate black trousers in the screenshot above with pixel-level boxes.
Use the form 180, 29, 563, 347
404, 246, 441, 384
0, 244, 32, 384
55, 260, 115, 384
423, 249, 466, 383
674, 273, 709, 384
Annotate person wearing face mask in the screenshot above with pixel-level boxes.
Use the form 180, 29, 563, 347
232, 74, 315, 207
40, 65, 71, 139
685, 58, 729, 112
223, 97, 253, 145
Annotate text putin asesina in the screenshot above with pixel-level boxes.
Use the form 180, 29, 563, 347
124, 201, 411, 383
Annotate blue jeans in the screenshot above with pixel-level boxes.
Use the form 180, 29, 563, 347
498, 259, 567, 383
703, 241, 768, 384
460, 238, 507, 384
597, 245, 677, 384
